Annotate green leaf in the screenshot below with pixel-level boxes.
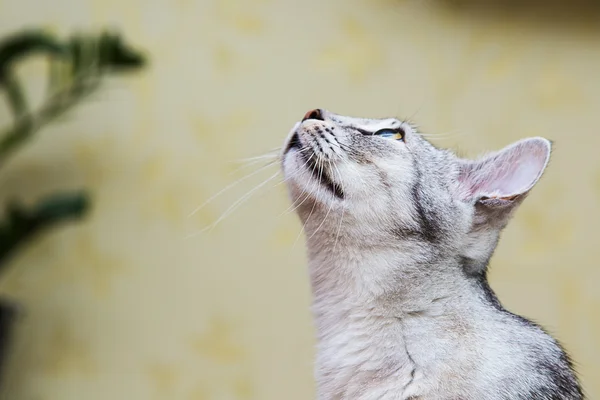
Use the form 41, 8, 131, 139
98, 31, 147, 70
0, 28, 148, 164
0, 30, 66, 85
0, 191, 90, 266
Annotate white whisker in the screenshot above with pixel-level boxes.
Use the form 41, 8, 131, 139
188, 160, 277, 218
185, 170, 281, 239
226, 148, 281, 175
419, 129, 465, 140
206, 171, 280, 229
278, 152, 319, 216
273, 148, 313, 190
331, 161, 346, 253
232, 152, 280, 165
307, 160, 336, 241
345, 161, 366, 187
232, 148, 281, 163
293, 159, 323, 248
228, 157, 278, 176
280, 168, 319, 217
401, 102, 425, 126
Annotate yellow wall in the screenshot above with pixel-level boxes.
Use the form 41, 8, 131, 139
0, 0, 598, 399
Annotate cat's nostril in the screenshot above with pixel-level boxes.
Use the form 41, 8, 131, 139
302, 109, 324, 122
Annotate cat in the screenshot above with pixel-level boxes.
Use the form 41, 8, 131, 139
280, 109, 583, 400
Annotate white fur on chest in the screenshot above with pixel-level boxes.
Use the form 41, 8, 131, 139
314, 305, 414, 399
309, 279, 552, 400
307, 248, 467, 399
311, 291, 459, 400
301, 224, 568, 399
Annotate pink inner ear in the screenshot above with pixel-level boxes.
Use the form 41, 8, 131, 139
460, 138, 551, 200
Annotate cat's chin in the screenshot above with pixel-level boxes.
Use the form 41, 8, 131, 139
299, 150, 345, 200
284, 148, 345, 201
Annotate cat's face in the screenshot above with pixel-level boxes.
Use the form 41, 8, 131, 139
282, 109, 551, 263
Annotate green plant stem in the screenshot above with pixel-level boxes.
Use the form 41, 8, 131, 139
0, 74, 99, 165
0, 29, 147, 278
0, 73, 33, 159
3, 72, 28, 119
0, 30, 147, 166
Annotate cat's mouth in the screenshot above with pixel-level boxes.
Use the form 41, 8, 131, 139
285, 132, 344, 199
297, 143, 345, 200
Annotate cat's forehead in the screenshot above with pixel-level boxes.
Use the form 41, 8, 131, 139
327, 112, 402, 131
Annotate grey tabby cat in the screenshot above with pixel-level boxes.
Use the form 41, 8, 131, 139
280, 109, 583, 400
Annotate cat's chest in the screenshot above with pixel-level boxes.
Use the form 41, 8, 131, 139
314, 313, 421, 399
313, 307, 476, 400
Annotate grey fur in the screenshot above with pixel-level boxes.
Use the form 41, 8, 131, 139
281, 109, 583, 400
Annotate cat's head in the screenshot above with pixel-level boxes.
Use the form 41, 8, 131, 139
281, 109, 551, 269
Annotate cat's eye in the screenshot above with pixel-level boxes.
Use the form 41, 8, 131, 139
374, 128, 405, 141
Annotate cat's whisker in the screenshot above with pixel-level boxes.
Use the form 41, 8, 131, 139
226, 148, 281, 174
275, 148, 314, 190
331, 161, 346, 254
282, 185, 311, 216
188, 160, 277, 218
345, 161, 366, 187
420, 133, 462, 139
293, 159, 323, 248
232, 148, 281, 164
264, 163, 312, 194
401, 103, 425, 126
419, 129, 466, 141
280, 152, 319, 216
281, 170, 319, 217
228, 157, 278, 176
208, 171, 280, 228
232, 153, 280, 166
185, 170, 281, 239
307, 159, 337, 242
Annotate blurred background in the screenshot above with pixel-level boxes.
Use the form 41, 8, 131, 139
0, 0, 598, 399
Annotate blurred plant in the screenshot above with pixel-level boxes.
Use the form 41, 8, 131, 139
0, 28, 146, 389
0, 28, 146, 266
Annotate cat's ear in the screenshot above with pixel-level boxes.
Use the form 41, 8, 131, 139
457, 137, 551, 214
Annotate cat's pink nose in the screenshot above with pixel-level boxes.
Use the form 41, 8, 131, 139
302, 109, 324, 122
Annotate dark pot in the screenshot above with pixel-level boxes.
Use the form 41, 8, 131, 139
0, 299, 17, 389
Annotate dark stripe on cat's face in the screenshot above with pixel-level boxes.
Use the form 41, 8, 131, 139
409, 159, 441, 243
379, 164, 439, 243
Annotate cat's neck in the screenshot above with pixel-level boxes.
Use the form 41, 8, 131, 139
305, 239, 473, 314
305, 243, 489, 399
